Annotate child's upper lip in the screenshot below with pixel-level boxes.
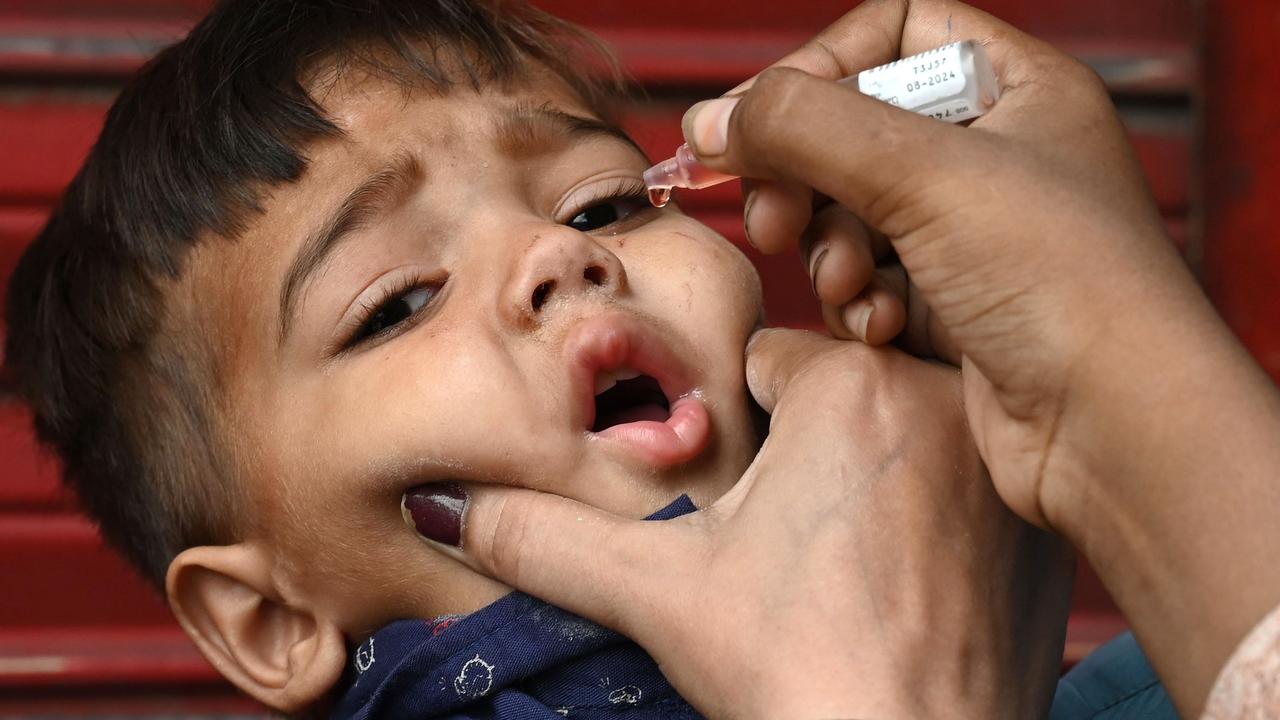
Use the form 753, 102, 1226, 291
564, 311, 697, 433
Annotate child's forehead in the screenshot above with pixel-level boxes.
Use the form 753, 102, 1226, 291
295, 75, 644, 227
310, 58, 610, 149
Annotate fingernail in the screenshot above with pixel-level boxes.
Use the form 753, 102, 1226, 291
808, 243, 829, 296
683, 96, 739, 157
403, 482, 467, 548
745, 326, 779, 353
743, 190, 759, 249
843, 304, 874, 341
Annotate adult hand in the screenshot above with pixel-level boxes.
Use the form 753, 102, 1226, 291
413, 330, 1073, 719
681, 0, 1280, 714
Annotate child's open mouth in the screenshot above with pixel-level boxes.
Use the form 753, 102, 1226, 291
592, 371, 670, 431
567, 313, 711, 467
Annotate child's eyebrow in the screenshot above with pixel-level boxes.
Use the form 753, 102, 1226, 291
278, 151, 423, 343
494, 103, 647, 160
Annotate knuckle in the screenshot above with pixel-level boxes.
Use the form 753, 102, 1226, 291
861, 104, 916, 157
1022, 45, 1109, 106
736, 67, 813, 159
794, 340, 875, 396
750, 65, 800, 100
808, 37, 846, 76
745, 327, 792, 365
1060, 56, 1109, 102
810, 202, 851, 236
591, 529, 651, 631
812, 350, 871, 394
478, 492, 535, 586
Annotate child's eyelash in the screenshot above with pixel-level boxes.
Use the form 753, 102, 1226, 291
561, 177, 650, 222
338, 273, 439, 353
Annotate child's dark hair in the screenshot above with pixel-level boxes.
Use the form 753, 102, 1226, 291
2, 0, 622, 590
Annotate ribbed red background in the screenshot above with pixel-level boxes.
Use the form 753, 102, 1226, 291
0, 0, 1208, 712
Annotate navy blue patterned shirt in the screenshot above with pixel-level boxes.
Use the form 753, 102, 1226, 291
331, 496, 702, 719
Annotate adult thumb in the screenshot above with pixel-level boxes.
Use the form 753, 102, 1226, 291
745, 327, 853, 414
401, 482, 690, 636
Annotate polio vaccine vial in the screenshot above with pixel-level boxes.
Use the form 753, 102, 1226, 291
852, 39, 999, 122
643, 40, 1001, 207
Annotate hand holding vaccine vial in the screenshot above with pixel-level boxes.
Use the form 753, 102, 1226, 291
643, 40, 1001, 207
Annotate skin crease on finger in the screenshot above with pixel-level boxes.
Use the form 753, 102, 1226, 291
174, 60, 766, 641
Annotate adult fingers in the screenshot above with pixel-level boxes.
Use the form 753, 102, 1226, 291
897, 277, 963, 365
822, 267, 908, 345
403, 482, 700, 637
805, 204, 878, 307
741, 178, 813, 255
744, 327, 851, 414
816, 264, 962, 364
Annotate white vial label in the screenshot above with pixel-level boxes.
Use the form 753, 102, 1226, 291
854, 41, 999, 123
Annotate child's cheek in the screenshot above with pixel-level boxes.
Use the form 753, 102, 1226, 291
674, 221, 765, 314
643, 219, 765, 335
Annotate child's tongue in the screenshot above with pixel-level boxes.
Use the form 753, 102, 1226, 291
592, 374, 671, 432
598, 403, 669, 429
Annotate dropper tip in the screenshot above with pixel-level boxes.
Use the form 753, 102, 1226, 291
643, 155, 680, 208
643, 156, 679, 190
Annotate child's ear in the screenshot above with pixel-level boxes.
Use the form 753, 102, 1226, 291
166, 544, 347, 712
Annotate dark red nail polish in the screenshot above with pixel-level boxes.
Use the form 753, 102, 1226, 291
403, 482, 467, 547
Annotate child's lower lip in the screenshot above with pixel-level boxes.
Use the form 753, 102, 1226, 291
591, 394, 711, 467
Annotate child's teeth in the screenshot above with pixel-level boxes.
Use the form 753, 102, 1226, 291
595, 376, 617, 395
594, 368, 642, 396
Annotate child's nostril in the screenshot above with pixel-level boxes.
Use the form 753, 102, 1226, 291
583, 265, 607, 287
531, 280, 554, 311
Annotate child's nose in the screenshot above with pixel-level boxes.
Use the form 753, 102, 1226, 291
501, 228, 626, 327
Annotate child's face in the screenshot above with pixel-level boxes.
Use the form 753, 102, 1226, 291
186, 64, 764, 638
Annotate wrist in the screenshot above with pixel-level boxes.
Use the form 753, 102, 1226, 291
1044, 295, 1280, 716
1051, 296, 1280, 543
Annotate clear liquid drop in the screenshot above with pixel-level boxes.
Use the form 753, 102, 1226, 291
647, 186, 671, 208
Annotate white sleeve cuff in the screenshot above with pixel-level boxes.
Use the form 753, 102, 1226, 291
1201, 601, 1280, 719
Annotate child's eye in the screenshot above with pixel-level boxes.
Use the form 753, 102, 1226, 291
352, 284, 437, 345
565, 190, 650, 233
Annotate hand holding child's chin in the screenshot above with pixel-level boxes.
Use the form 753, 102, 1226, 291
411, 328, 1074, 719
